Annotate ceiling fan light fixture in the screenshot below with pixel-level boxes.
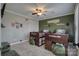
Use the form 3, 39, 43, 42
32, 7, 46, 16
37, 13, 42, 16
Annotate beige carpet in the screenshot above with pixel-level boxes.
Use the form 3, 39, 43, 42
11, 41, 78, 56
11, 41, 55, 56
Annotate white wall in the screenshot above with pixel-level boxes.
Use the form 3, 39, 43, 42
0, 3, 1, 55
78, 4, 79, 43
74, 4, 79, 44
1, 11, 39, 44
0, 3, 1, 48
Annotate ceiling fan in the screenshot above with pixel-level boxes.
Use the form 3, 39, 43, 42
30, 3, 55, 16
32, 7, 47, 16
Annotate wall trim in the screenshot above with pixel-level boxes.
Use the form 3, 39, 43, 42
39, 12, 74, 21
10, 40, 28, 46
5, 9, 36, 21
5, 9, 39, 21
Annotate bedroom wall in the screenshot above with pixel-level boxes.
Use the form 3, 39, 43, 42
39, 14, 74, 34
78, 7, 79, 43
1, 12, 39, 44
39, 14, 74, 42
0, 3, 1, 48
78, 4, 79, 43
0, 4, 1, 55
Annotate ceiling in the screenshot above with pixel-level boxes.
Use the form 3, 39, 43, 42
5, 3, 75, 21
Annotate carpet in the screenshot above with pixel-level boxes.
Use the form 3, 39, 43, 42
11, 41, 78, 56
11, 41, 55, 56
1, 50, 20, 56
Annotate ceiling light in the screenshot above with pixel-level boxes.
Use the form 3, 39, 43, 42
37, 13, 42, 16
32, 8, 47, 16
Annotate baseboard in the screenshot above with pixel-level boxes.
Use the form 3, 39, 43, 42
10, 40, 28, 46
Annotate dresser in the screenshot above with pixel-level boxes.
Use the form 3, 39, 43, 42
30, 32, 45, 46
45, 33, 69, 56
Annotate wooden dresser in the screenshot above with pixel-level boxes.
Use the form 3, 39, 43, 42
45, 33, 69, 56
30, 32, 45, 46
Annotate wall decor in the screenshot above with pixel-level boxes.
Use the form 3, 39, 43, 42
11, 22, 15, 27
47, 19, 60, 24
11, 22, 23, 29
20, 24, 22, 27
66, 23, 70, 26
15, 22, 20, 29
16, 22, 23, 29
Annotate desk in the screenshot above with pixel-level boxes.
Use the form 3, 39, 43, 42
45, 33, 69, 56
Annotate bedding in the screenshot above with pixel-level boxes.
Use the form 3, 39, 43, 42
52, 43, 65, 56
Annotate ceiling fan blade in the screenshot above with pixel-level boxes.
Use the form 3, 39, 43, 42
32, 13, 37, 15
43, 14, 46, 16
